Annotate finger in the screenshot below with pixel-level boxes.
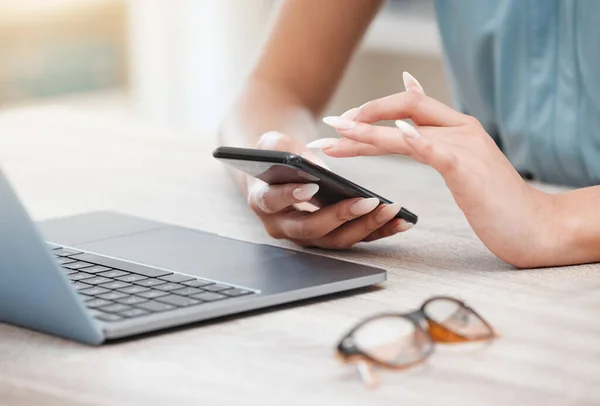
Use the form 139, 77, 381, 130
248, 181, 320, 214
307, 137, 390, 157
275, 197, 381, 241
395, 120, 458, 174
352, 91, 467, 127
312, 203, 404, 249
258, 131, 329, 169
321, 117, 441, 155
362, 217, 414, 242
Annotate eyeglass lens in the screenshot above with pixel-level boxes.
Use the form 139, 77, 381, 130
352, 315, 433, 366
423, 298, 492, 340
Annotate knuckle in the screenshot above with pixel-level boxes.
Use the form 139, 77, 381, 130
420, 141, 434, 158
293, 220, 321, 240
264, 223, 284, 239
464, 115, 481, 128
438, 152, 459, 173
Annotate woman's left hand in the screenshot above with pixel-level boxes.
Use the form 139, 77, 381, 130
308, 73, 557, 268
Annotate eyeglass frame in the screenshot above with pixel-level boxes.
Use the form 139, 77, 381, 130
336, 296, 497, 378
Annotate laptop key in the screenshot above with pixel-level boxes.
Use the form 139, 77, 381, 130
98, 270, 129, 278
135, 301, 175, 313
191, 292, 228, 302
181, 279, 214, 288
98, 281, 132, 290
84, 276, 113, 285
68, 272, 94, 281
100, 303, 132, 313
223, 288, 254, 297
53, 248, 83, 257
202, 284, 233, 293
118, 285, 150, 295
79, 287, 110, 296
119, 308, 149, 318
156, 295, 200, 307
171, 287, 203, 296
72, 282, 92, 291
116, 296, 148, 306
153, 283, 184, 292
69, 253, 172, 277
56, 257, 77, 265
63, 261, 94, 270
82, 265, 112, 274
159, 274, 195, 283
86, 298, 112, 308
79, 294, 95, 302
133, 279, 166, 287
95, 313, 123, 322
62, 267, 77, 275
97, 292, 130, 301
136, 290, 168, 299
115, 274, 147, 283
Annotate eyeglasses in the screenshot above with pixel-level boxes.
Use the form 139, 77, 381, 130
335, 296, 497, 388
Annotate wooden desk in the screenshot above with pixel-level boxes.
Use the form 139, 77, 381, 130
0, 104, 598, 405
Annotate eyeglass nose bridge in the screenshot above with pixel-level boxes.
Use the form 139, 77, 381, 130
404, 309, 427, 327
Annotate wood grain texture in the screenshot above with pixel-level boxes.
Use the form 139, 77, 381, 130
0, 104, 598, 406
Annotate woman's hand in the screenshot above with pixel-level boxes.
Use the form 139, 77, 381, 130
245, 131, 414, 249
309, 73, 557, 267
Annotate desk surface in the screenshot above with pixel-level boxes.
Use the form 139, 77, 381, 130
0, 103, 598, 406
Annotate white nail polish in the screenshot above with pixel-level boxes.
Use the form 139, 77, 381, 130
395, 120, 420, 139
403, 71, 425, 94
322, 116, 356, 130
258, 131, 282, 149
395, 219, 414, 233
250, 182, 274, 213
375, 202, 402, 224
306, 138, 338, 150
292, 183, 319, 201
340, 107, 359, 120
350, 198, 380, 216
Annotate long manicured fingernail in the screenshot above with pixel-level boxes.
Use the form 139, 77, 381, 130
257, 131, 282, 149
341, 107, 359, 120
250, 182, 274, 213
306, 138, 338, 150
350, 198, 380, 216
292, 183, 319, 201
403, 71, 425, 94
395, 120, 420, 139
395, 219, 414, 233
300, 151, 331, 170
322, 116, 356, 131
375, 202, 402, 224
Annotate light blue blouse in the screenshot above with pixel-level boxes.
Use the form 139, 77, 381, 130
434, 0, 600, 186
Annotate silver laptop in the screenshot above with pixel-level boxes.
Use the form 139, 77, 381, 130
0, 169, 386, 345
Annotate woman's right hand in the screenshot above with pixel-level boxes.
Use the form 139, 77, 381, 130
246, 131, 414, 249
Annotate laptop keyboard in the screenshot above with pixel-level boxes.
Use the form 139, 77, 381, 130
47, 243, 256, 323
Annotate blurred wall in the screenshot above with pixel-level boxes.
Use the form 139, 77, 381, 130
127, 0, 451, 135
0, 0, 127, 105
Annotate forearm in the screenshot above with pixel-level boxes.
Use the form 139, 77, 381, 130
218, 77, 318, 194
539, 186, 600, 267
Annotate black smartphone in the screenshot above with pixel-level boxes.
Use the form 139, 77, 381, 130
213, 146, 418, 224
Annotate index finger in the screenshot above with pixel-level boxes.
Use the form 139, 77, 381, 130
354, 91, 468, 127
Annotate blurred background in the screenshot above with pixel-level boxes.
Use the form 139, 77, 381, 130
0, 0, 451, 134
